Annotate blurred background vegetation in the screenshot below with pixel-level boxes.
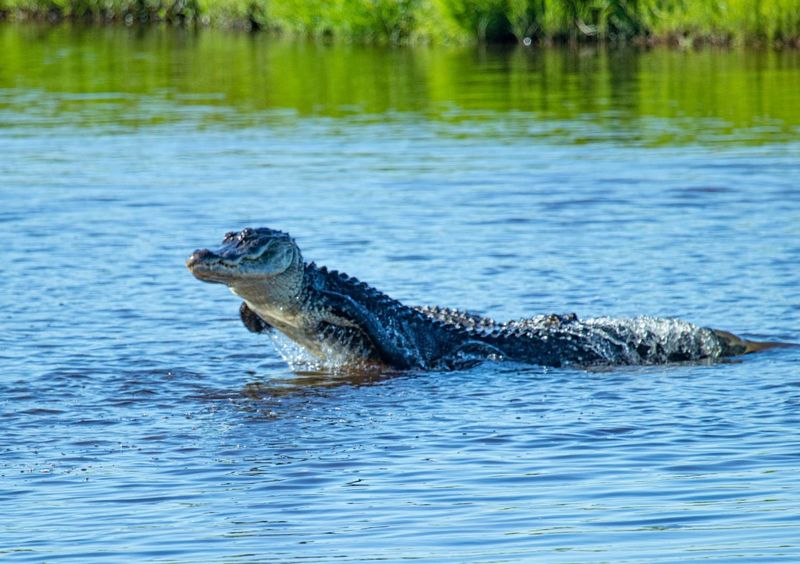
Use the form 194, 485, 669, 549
2, 0, 800, 45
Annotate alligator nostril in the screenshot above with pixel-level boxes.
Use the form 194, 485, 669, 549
186, 248, 215, 268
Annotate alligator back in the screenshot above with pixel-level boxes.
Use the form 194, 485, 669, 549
416, 308, 774, 367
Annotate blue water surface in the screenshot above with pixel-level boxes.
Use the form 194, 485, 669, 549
1, 25, 800, 562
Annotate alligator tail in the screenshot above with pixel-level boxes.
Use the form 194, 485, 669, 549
712, 329, 794, 356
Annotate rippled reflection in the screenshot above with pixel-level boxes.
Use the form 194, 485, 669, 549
2, 24, 800, 145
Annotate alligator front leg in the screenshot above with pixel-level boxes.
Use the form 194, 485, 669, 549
239, 302, 272, 333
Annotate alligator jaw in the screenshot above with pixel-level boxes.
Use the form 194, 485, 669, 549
186, 242, 280, 285
186, 248, 250, 284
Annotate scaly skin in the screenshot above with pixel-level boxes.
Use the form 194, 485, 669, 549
187, 227, 779, 370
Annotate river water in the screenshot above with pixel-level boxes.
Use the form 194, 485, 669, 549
2, 24, 800, 562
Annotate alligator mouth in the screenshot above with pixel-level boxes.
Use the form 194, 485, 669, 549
186, 248, 265, 283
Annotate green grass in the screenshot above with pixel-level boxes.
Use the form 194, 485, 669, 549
2, 0, 800, 45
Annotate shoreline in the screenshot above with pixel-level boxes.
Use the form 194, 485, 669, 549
3, 1, 800, 48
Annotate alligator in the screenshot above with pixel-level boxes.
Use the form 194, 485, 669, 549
186, 227, 781, 371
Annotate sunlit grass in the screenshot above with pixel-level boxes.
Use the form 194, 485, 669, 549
641, 0, 800, 44
2, 0, 799, 44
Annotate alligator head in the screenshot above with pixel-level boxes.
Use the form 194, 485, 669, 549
186, 227, 304, 308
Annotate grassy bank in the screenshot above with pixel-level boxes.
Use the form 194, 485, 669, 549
2, 0, 800, 45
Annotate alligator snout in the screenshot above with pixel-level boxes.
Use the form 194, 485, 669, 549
186, 248, 215, 269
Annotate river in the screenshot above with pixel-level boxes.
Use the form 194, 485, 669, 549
1, 24, 799, 562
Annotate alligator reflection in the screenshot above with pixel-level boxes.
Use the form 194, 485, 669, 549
240, 368, 404, 400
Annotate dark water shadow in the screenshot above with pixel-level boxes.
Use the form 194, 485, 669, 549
239, 366, 409, 400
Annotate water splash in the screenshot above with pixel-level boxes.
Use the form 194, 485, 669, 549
569, 316, 724, 365
265, 331, 324, 371
266, 330, 383, 373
